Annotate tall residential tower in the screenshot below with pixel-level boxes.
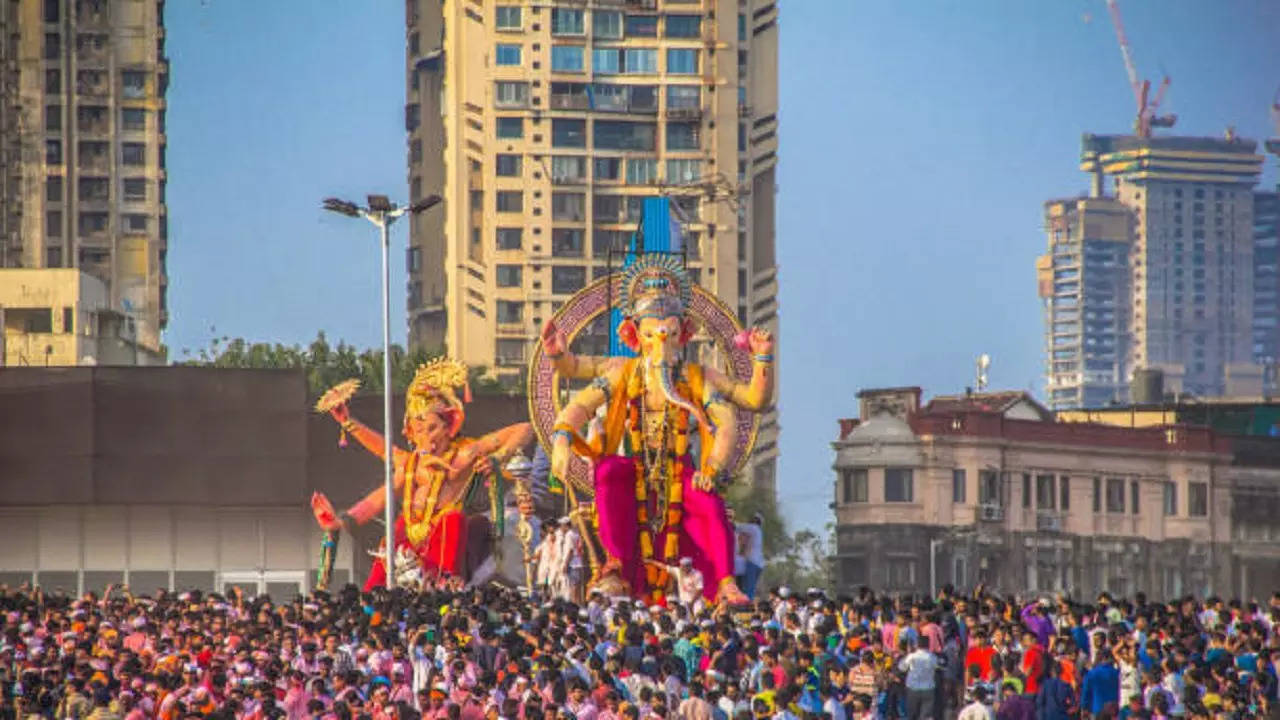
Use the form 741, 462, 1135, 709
1039, 134, 1266, 408
404, 0, 781, 490
0, 0, 169, 364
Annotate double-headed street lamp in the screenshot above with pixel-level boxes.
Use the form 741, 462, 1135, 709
322, 193, 441, 588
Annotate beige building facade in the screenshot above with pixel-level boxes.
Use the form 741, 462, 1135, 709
0, 268, 160, 365
404, 0, 781, 489
0, 0, 169, 362
832, 387, 1280, 600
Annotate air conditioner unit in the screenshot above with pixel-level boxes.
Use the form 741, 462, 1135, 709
979, 504, 1004, 522
1036, 513, 1062, 532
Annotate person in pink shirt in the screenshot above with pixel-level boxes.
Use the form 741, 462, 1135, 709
282, 671, 312, 720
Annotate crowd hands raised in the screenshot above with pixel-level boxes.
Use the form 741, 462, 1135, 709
1, 579, 1278, 720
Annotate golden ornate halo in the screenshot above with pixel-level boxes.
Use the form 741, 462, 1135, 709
526, 274, 760, 497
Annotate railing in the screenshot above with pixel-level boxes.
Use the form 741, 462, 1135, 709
978, 504, 1005, 522
550, 94, 589, 111
665, 106, 703, 120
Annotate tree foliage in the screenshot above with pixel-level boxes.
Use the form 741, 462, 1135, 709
177, 331, 506, 399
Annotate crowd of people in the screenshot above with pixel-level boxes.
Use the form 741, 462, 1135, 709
1, 578, 1278, 720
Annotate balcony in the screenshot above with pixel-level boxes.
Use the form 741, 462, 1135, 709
1036, 512, 1064, 532
665, 106, 703, 121
550, 93, 589, 111
977, 504, 1005, 522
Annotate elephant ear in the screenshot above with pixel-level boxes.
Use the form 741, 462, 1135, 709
679, 316, 700, 345
618, 318, 641, 352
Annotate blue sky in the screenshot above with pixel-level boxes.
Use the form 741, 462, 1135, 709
165, 1, 1280, 531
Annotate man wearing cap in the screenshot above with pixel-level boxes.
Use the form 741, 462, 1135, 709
672, 558, 705, 610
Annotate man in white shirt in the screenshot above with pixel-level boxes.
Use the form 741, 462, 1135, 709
956, 685, 994, 720
673, 557, 705, 610
736, 513, 765, 599
898, 638, 938, 720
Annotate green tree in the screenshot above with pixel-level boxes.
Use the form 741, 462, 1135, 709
178, 330, 511, 399
725, 484, 835, 594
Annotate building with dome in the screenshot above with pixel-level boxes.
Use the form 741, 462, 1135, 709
831, 386, 1280, 599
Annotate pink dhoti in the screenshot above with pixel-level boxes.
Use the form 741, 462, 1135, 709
593, 455, 734, 602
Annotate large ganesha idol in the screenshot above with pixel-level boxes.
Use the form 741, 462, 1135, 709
529, 254, 775, 606
311, 359, 532, 590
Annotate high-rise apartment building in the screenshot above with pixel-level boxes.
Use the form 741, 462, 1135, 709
1254, 190, 1278, 369
404, 0, 781, 489
1039, 197, 1131, 408
0, 0, 169, 362
1039, 134, 1266, 407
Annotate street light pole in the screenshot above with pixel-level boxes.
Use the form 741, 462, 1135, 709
322, 193, 441, 589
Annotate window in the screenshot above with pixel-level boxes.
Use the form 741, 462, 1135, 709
495, 6, 522, 30
594, 120, 655, 151
1130, 480, 1140, 515
1060, 476, 1070, 510
496, 191, 523, 213
495, 44, 522, 66
494, 81, 529, 107
1093, 477, 1101, 512
885, 468, 914, 503
550, 156, 587, 183
1189, 482, 1208, 517
666, 48, 699, 74
551, 8, 585, 35
552, 119, 586, 148
1105, 478, 1125, 513
626, 158, 657, 185
1036, 474, 1055, 510
79, 177, 108, 201
43, 0, 59, 22
1022, 473, 1031, 508
121, 71, 146, 99
667, 85, 700, 109
46, 245, 63, 268
887, 559, 916, 588
121, 108, 146, 131
666, 122, 700, 150
407, 247, 422, 273
122, 178, 146, 201
46, 211, 62, 237
552, 228, 584, 257
496, 228, 522, 251
952, 469, 966, 504
593, 229, 628, 258
1162, 482, 1176, 516
625, 14, 658, 37
496, 339, 526, 365
842, 469, 868, 503
46, 69, 60, 94
738, 13, 747, 42
122, 143, 145, 165
46, 140, 62, 165
666, 159, 701, 184
496, 117, 523, 139
552, 266, 586, 294
552, 192, 585, 221
123, 214, 148, 232
78, 212, 108, 235
592, 48, 622, 75
593, 10, 623, 39
496, 154, 522, 176
46, 177, 63, 203
665, 15, 702, 38
496, 265, 522, 287
979, 470, 1000, 506
496, 300, 523, 324
593, 157, 621, 182
45, 105, 61, 132
551, 45, 584, 72
623, 48, 658, 74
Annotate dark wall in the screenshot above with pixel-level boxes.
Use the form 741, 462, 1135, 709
0, 367, 531, 509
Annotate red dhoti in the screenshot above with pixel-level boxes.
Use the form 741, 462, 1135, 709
363, 511, 467, 591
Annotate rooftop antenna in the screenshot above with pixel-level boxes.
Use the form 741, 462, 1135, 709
976, 354, 991, 392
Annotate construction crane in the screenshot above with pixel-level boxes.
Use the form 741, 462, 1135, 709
1104, 0, 1176, 138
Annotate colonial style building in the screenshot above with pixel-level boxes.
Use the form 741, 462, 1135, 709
832, 387, 1280, 600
